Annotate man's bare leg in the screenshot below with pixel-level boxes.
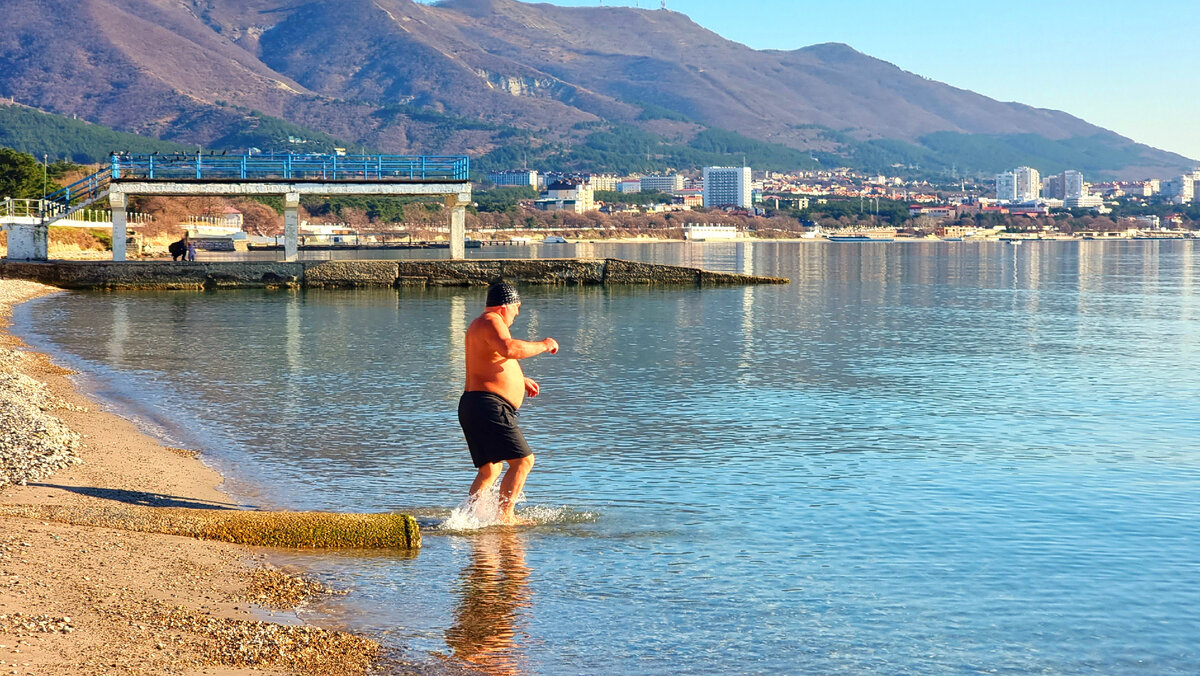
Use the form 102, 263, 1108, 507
498, 454, 535, 524
470, 462, 503, 497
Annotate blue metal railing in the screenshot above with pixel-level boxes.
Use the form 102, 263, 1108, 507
110, 153, 470, 182
41, 169, 113, 219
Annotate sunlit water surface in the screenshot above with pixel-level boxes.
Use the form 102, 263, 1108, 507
16, 241, 1200, 674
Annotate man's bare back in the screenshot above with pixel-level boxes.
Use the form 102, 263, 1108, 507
458, 282, 558, 524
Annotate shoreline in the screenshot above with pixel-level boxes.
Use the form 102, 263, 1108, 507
0, 280, 380, 674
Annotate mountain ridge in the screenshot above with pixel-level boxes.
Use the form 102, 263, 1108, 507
0, 0, 1192, 178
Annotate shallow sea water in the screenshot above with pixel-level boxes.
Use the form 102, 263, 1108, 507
16, 240, 1200, 674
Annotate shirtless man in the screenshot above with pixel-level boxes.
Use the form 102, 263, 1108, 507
458, 282, 559, 524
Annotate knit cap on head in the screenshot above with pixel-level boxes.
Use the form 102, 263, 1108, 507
486, 282, 520, 307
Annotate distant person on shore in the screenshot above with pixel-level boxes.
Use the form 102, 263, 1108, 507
459, 282, 558, 525
168, 234, 189, 262
186, 240, 197, 262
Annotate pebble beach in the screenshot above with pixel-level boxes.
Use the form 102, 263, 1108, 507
0, 278, 382, 675
0, 281, 82, 491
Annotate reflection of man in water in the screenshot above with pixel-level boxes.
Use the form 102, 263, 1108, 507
458, 282, 558, 525
445, 529, 531, 675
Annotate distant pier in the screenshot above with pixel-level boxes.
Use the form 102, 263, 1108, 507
4, 152, 472, 263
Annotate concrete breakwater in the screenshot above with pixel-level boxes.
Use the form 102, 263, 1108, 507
0, 258, 789, 290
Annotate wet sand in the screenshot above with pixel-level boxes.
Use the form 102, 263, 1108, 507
0, 280, 380, 675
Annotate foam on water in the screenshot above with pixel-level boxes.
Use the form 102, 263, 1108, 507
440, 486, 509, 530
438, 485, 597, 532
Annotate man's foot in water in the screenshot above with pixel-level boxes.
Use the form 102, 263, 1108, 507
500, 513, 533, 526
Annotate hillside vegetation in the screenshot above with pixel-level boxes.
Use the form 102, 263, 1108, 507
0, 104, 349, 162
0, 103, 189, 163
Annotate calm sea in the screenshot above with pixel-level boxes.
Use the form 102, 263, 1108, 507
15, 241, 1200, 674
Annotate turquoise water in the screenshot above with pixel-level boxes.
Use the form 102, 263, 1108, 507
16, 241, 1200, 674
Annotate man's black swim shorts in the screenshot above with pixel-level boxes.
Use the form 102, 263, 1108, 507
458, 391, 533, 468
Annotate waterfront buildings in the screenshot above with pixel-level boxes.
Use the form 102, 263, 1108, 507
703, 166, 752, 208
469, 160, 1192, 232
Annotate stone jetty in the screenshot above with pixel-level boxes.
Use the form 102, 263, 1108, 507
0, 504, 422, 549
0, 258, 789, 290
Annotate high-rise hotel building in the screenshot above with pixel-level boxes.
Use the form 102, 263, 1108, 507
995, 172, 1018, 202
995, 166, 1041, 203
703, 167, 752, 208
1015, 166, 1041, 202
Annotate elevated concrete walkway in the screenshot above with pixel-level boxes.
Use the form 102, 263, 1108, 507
0, 258, 788, 290
3, 153, 472, 262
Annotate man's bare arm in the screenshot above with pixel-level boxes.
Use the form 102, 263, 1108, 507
483, 315, 559, 359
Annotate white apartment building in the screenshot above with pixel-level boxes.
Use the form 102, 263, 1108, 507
1064, 170, 1085, 200
536, 179, 595, 213
683, 223, 740, 241
617, 180, 642, 194
487, 170, 538, 188
640, 174, 685, 193
703, 167, 752, 208
586, 174, 619, 192
995, 172, 1018, 202
1065, 194, 1105, 209
1161, 175, 1195, 204
1015, 166, 1041, 202
996, 166, 1041, 202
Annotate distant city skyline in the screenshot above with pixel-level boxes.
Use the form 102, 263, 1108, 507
511, 0, 1200, 163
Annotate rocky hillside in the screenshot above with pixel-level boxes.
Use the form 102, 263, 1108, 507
0, 0, 1192, 178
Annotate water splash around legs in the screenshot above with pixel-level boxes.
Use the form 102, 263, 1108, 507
438, 483, 597, 531
442, 482, 520, 530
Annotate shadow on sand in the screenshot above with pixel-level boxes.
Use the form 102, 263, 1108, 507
28, 484, 243, 510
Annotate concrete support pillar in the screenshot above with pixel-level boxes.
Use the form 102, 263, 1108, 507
284, 192, 300, 262
5, 222, 48, 261
446, 193, 468, 260
110, 192, 128, 261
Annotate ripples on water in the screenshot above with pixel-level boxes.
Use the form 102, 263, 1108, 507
16, 241, 1200, 674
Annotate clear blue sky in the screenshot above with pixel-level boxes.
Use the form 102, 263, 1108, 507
512, 0, 1200, 162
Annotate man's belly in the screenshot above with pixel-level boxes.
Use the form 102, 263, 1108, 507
478, 382, 523, 410
466, 361, 525, 408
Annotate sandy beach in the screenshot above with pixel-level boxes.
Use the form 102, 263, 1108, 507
0, 279, 380, 675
